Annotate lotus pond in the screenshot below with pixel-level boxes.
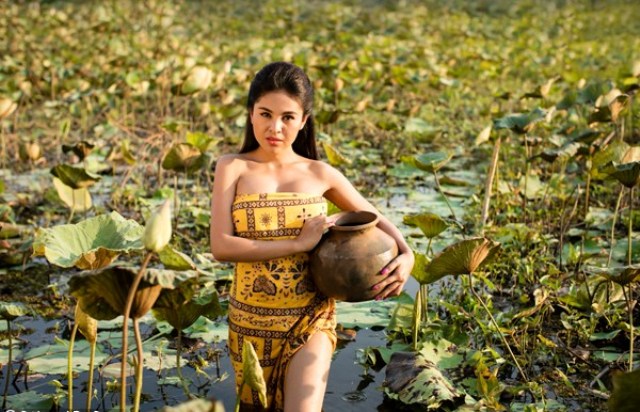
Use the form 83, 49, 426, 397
1, 0, 640, 411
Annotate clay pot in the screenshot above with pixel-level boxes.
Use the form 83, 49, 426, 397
310, 211, 398, 302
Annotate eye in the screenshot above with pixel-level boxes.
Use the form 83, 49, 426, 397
284, 115, 295, 121
260, 112, 271, 118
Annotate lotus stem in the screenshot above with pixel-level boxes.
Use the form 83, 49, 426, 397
2, 320, 12, 410
234, 381, 246, 412
0, 126, 6, 171
627, 187, 634, 266
480, 136, 501, 234
174, 175, 179, 229
175, 328, 191, 395
584, 164, 592, 221
133, 318, 143, 412
86, 340, 96, 411
468, 273, 528, 382
523, 134, 530, 225
412, 287, 422, 351
622, 286, 634, 372
67, 320, 79, 411
420, 284, 429, 325
608, 187, 625, 267
432, 169, 457, 222
120, 252, 153, 412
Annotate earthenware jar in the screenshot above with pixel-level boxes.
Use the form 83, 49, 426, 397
309, 211, 398, 302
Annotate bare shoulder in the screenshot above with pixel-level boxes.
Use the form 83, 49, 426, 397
308, 159, 341, 179
215, 153, 250, 171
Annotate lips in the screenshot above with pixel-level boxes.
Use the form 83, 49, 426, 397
266, 137, 282, 145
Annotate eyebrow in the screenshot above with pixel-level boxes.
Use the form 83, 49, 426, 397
256, 106, 299, 116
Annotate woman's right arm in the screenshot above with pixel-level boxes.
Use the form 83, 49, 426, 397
209, 156, 330, 262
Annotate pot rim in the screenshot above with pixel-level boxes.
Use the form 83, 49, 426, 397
331, 210, 379, 232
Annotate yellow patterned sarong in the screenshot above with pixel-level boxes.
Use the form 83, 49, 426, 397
227, 192, 337, 411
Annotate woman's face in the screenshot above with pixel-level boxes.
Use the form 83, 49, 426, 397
250, 91, 308, 152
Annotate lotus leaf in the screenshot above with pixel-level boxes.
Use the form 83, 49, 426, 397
0, 97, 17, 119
62, 141, 95, 161
410, 253, 431, 285
50, 164, 101, 189
159, 245, 196, 270
0, 222, 27, 239
404, 118, 441, 140
68, 267, 171, 320
493, 108, 546, 134
242, 341, 268, 408
0, 301, 31, 320
152, 278, 223, 332
577, 81, 608, 105
52, 177, 92, 212
608, 368, 640, 412
622, 146, 640, 163
384, 351, 465, 409
423, 237, 500, 283
162, 143, 207, 173
33, 211, 143, 270
322, 141, 351, 166
186, 131, 215, 153
180, 66, 213, 95
75, 302, 97, 343
2, 391, 55, 411
409, 151, 452, 173
160, 398, 225, 412
584, 265, 640, 286
592, 139, 630, 175
609, 161, 640, 188
474, 124, 492, 146
609, 94, 630, 123
403, 212, 449, 239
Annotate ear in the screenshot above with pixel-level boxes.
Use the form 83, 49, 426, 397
300, 114, 309, 130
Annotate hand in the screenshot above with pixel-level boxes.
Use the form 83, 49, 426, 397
371, 250, 415, 300
296, 215, 335, 252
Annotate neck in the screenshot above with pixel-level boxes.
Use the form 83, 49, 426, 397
252, 147, 300, 165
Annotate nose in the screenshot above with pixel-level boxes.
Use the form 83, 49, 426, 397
269, 118, 283, 134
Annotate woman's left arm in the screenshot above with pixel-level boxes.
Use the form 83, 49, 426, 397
321, 163, 415, 300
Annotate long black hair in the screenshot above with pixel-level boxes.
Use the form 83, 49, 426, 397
239, 62, 318, 160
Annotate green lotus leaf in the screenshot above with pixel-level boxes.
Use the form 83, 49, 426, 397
592, 139, 630, 174
493, 107, 546, 134
52, 177, 93, 212
159, 245, 197, 271
162, 143, 207, 173
242, 341, 268, 408
62, 140, 95, 161
609, 368, 640, 412
424, 237, 500, 282
584, 264, 640, 286
68, 266, 171, 320
410, 253, 431, 285
33, 211, 144, 270
577, 80, 608, 105
322, 141, 351, 166
152, 277, 223, 331
2, 391, 56, 411
0, 222, 28, 239
160, 398, 225, 412
186, 131, 215, 153
403, 212, 449, 239
537, 142, 581, 163
609, 161, 640, 188
409, 152, 452, 173
568, 128, 601, 145
50, 164, 101, 189
0, 301, 31, 320
384, 351, 465, 409
75, 302, 98, 343
404, 118, 441, 140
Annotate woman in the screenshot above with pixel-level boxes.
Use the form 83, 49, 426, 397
210, 62, 414, 411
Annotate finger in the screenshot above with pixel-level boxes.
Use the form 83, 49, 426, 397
375, 281, 402, 300
379, 258, 400, 276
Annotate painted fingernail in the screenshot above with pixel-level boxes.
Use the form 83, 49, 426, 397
371, 284, 379, 290
380, 268, 388, 275
375, 296, 382, 301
